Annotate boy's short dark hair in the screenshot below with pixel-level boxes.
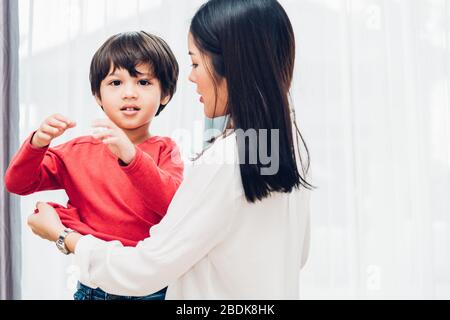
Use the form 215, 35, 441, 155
90, 31, 179, 116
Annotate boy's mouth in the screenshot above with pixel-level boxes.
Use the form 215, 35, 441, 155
120, 106, 141, 116
121, 106, 141, 111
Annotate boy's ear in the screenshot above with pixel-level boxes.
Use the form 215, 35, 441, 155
94, 95, 104, 111
161, 95, 171, 106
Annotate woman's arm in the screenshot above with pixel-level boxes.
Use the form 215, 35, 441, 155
65, 232, 82, 253
27, 201, 82, 249
74, 157, 241, 296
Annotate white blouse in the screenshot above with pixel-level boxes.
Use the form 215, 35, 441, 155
74, 131, 311, 299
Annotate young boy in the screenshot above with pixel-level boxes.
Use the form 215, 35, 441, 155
4, 31, 183, 300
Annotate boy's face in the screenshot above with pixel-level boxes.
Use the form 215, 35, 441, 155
96, 63, 169, 130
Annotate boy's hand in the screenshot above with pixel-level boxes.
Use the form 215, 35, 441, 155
31, 114, 76, 148
92, 119, 136, 164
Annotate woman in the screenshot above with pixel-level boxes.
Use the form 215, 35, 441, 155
28, 0, 313, 299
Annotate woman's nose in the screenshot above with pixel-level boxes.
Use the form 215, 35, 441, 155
188, 70, 196, 84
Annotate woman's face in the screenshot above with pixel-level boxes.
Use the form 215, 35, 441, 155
188, 33, 228, 118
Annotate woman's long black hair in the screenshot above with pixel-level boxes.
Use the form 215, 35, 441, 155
190, 0, 314, 203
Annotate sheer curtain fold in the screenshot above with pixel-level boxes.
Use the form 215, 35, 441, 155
1, 0, 21, 300
291, 0, 450, 299
16, 0, 450, 299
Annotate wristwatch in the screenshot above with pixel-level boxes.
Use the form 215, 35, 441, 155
56, 228, 75, 255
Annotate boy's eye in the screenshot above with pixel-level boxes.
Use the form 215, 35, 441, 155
138, 80, 150, 86
110, 80, 121, 86
191, 64, 198, 69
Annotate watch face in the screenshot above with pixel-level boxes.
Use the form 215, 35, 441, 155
55, 229, 74, 255
56, 238, 69, 254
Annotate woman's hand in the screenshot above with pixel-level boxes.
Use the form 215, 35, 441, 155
91, 118, 136, 164
27, 202, 66, 242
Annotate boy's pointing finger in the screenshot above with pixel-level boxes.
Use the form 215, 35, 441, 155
92, 118, 114, 129
92, 129, 114, 141
47, 118, 68, 130
53, 114, 76, 127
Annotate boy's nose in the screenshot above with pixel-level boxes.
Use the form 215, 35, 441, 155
122, 84, 138, 99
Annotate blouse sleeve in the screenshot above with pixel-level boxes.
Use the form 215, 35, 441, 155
75, 136, 242, 296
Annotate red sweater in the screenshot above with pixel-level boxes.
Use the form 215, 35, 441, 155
4, 133, 184, 246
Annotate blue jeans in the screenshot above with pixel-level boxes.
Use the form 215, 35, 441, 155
74, 282, 167, 300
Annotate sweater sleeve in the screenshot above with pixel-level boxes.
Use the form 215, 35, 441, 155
4, 132, 65, 195
120, 139, 184, 217
74, 136, 241, 296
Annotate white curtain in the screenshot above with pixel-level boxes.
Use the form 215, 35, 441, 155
18, 0, 450, 299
